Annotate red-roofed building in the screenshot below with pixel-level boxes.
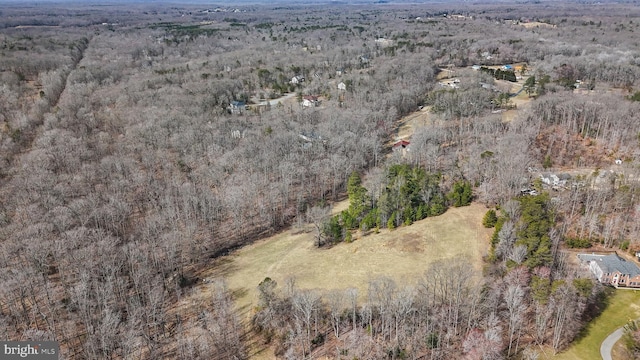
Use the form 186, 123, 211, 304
392, 139, 410, 151
302, 95, 319, 107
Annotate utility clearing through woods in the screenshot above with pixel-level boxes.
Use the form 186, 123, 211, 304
196, 202, 491, 315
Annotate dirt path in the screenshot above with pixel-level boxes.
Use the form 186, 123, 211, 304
251, 92, 297, 107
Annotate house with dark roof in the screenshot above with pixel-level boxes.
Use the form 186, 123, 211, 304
392, 139, 411, 153
578, 253, 640, 288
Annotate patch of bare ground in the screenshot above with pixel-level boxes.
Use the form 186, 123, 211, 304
501, 89, 533, 121
436, 68, 455, 80
612, 337, 633, 360
520, 21, 557, 29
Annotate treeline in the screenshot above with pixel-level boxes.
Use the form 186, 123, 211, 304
319, 166, 471, 246
260, 190, 602, 358
251, 258, 598, 359
487, 193, 555, 268
480, 66, 517, 82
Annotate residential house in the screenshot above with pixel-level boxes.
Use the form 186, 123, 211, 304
539, 173, 570, 189
359, 55, 370, 68
519, 188, 538, 196
337, 82, 347, 91
480, 82, 499, 92
299, 132, 323, 143
439, 79, 460, 89
302, 95, 319, 107
298, 132, 326, 148
336, 68, 344, 76
375, 38, 393, 46
228, 100, 246, 115
578, 253, 640, 288
291, 75, 305, 84
448, 14, 469, 20
392, 139, 411, 151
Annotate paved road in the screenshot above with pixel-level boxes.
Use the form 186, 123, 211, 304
600, 327, 624, 360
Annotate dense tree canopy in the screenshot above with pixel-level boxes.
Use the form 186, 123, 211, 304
0, 1, 638, 359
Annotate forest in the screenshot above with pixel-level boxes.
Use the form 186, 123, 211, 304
1, 0, 640, 359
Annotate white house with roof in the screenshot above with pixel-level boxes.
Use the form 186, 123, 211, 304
301, 95, 319, 107
291, 75, 305, 84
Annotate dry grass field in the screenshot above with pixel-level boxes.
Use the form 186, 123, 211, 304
178, 201, 491, 359
520, 21, 557, 29
502, 91, 533, 122
196, 202, 491, 315
395, 105, 433, 140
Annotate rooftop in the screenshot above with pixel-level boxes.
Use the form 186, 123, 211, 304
393, 139, 411, 148
578, 253, 640, 276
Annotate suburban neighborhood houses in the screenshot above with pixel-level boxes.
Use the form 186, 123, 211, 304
578, 253, 640, 288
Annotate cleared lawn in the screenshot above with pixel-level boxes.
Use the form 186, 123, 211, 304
203, 202, 491, 314
551, 289, 640, 360
395, 105, 433, 140
186, 202, 491, 359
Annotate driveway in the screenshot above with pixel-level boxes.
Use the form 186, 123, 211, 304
600, 327, 624, 360
253, 92, 297, 107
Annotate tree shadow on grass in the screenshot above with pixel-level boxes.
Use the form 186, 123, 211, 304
571, 286, 615, 343
205, 256, 238, 279
237, 297, 273, 359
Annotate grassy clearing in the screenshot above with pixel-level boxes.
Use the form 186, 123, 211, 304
550, 289, 640, 360
395, 106, 432, 140
201, 202, 491, 314
186, 202, 491, 359
521, 21, 557, 29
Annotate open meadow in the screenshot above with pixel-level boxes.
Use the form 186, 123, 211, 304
197, 202, 491, 314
